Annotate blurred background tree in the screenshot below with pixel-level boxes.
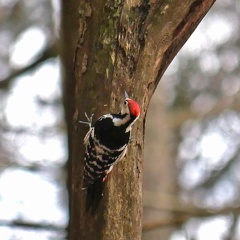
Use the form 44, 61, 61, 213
0, 0, 239, 240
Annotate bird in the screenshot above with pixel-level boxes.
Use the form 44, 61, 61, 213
79, 92, 140, 213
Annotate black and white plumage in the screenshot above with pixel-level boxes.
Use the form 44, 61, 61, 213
81, 96, 140, 212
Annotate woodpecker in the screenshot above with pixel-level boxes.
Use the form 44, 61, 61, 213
80, 92, 140, 212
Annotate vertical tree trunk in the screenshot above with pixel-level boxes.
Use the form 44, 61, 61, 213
64, 0, 216, 239
60, 0, 80, 237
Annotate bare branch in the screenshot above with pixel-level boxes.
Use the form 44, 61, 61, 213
0, 219, 65, 232
168, 91, 240, 128
0, 43, 58, 89
195, 146, 240, 190
143, 191, 240, 232
143, 205, 240, 232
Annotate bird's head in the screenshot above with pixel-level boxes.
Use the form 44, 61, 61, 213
120, 97, 140, 120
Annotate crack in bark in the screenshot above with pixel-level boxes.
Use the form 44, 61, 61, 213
173, 0, 204, 39
139, 0, 165, 41
115, 0, 151, 82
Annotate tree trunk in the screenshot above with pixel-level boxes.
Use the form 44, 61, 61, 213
60, 0, 80, 238
66, 0, 216, 239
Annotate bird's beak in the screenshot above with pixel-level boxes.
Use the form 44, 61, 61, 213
124, 91, 129, 99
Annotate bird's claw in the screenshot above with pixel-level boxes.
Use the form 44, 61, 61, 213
79, 112, 94, 129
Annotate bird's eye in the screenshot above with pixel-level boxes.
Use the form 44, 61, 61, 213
124, 100, 128, 105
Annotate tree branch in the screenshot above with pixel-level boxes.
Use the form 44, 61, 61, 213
0, 43, 58, 89
143, 191, 240, 231
168, 91, 240, 128
143, 205, 240, 232
194, 145, 240, 190
0, 219, 65, 232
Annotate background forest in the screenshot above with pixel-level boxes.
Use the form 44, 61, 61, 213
0, 0, 240, 239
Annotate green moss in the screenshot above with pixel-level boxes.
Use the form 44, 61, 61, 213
94, 1, 123, 76
161, 4, 170, 14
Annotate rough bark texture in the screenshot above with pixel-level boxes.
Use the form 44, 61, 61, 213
67, 0, 216, 239
60, 1, 80, 237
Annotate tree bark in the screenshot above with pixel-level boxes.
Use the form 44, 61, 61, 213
60, 0, 80, 237
68, 0, 215, 239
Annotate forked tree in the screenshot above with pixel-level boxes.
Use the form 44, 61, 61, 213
61, 0, 216, 239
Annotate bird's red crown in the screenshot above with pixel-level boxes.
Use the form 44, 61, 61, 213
127, 99, 140, 118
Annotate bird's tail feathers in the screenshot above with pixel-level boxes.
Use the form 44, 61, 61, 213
84, 178, 105, 214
